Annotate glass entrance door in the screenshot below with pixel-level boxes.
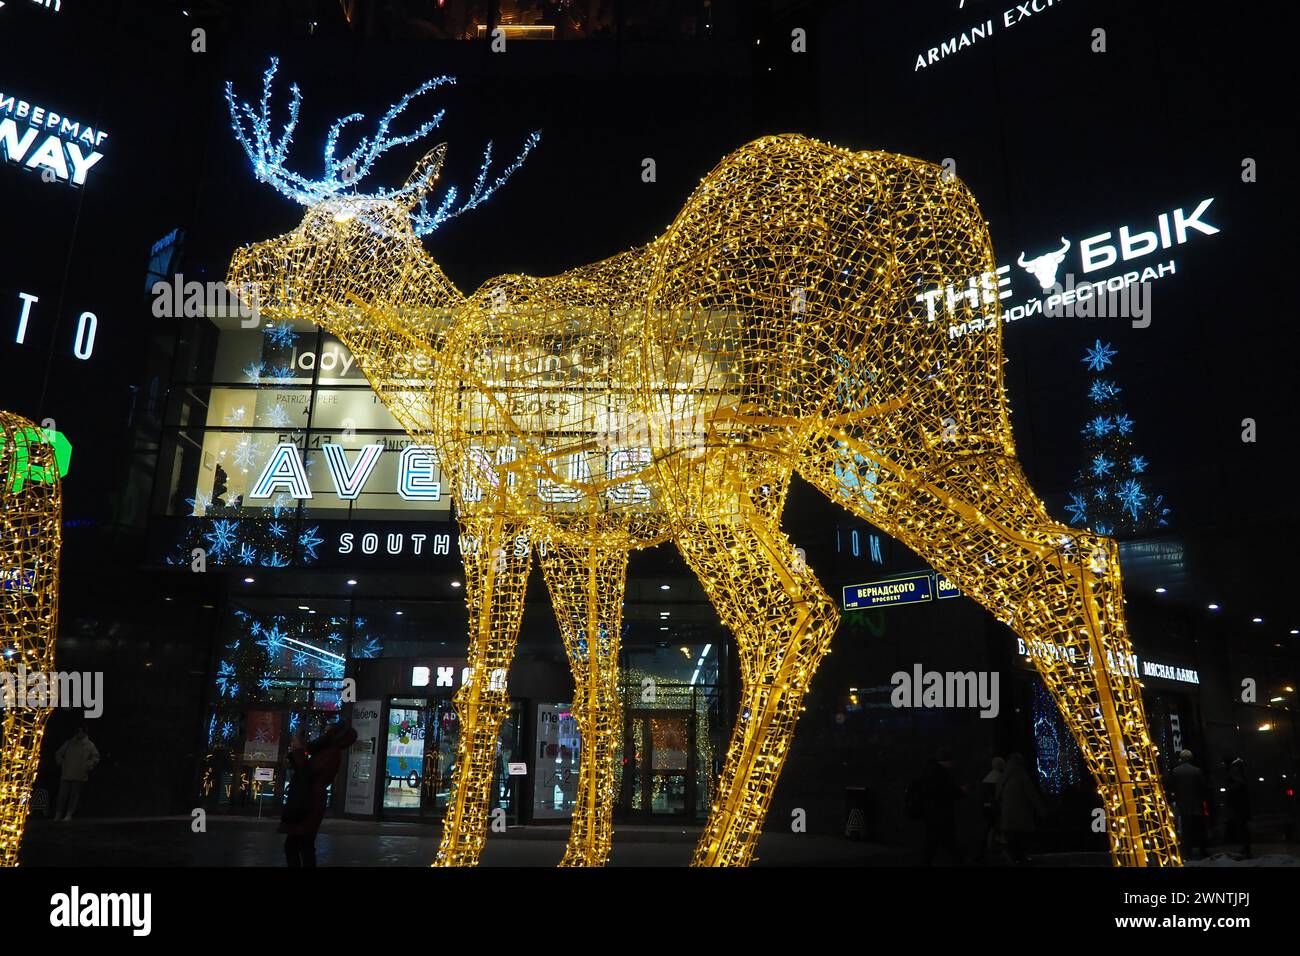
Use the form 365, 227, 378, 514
625, 711, 695, 817
382, 700, 430, 813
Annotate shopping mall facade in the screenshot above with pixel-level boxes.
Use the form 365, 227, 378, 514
7, 0, 1296, 855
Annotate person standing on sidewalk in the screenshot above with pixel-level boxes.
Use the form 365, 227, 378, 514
279, 722, 358, 866
997, 753, 1046, 864
1223, 755, 1253, 858
54, 727, 100, 821
1170, 749, 1210, 859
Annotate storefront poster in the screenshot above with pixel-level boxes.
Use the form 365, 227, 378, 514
346, 700, 382, 816
533, 703, 579, 820
243, 710, 281, 763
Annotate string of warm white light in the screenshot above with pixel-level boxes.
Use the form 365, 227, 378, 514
0, 413, 63, 867
226, 62, 1178, 866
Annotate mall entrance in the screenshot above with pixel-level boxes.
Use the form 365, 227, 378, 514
621, 709, 698, 818
613, 640, 726, 823
377, 695, 522, 821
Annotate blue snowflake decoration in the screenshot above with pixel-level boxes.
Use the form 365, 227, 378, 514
203, 520, 240, 559
353, 636, 383, 659
1091, 454, 1114, 478
1113, 413, 1134, 435
1083, 416, 1114, 438
259, 623, 287, 655
1130, 455, 1148, 474
207, 713, 219, 745
263, 321, 300, 348
1065, 492, 1088, 525
215, 660, 238, 698
268, 522, 287, 539
220, 720, 236, 740
268, 364, 296, 383
299, 525, 324, 561
184, 491, 212, 517
1082, 339, 1118, 371
237, 543, 258, 565
243, 361, 265, 383
1088, 380, 1121, 402
262, 550, 291, 568
257, 675, 273, 692
1117, 479, 1147, 520
292, 651, 308, 668
1152, 494, 1170, 527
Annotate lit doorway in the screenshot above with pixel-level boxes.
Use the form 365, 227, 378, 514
624, 710, 696, 818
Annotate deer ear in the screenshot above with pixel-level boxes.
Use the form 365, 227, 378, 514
401, 144, 448, 207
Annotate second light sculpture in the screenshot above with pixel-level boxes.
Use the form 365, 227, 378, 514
0, 413, 65, 867
226, 62, 1180, 867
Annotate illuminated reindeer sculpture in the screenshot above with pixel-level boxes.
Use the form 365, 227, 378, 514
0, 413, 66, 866
226, 62, 1180, 867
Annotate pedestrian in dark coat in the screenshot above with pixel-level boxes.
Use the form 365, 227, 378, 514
975, 756, 1005, 863
279, 723, 358, 866
1223, 756, 1252, 858
997, 753, 1046, 863
1169, 750, 1210, 859
917, 746, 965, 865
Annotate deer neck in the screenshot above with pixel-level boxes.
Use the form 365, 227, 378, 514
307, 253, 464, 437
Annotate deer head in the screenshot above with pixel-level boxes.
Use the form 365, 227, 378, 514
225, 58, 539, 325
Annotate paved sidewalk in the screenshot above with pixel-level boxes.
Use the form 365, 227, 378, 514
20, 815, 1300, 867
19, 816, 914, 867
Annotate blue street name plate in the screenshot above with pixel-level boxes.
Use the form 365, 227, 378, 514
936, 574, 961, 599
842, 572, 934, 610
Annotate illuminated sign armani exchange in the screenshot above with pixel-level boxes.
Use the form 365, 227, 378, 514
0, 89, 107, 186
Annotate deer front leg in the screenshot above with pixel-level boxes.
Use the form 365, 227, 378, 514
433, 515, 531, 867
537, 538, 628, 867
675, 516, 840, 867
1, 412, 62, 867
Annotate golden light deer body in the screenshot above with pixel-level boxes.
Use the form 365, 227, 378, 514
226, 65, 1180, 866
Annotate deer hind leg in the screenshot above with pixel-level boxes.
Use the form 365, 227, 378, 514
537, 538, 628, 867
674, 513, 840, 867
0, 709, 52, 866
433, 515, 532, 867
802, 439, 1179, 866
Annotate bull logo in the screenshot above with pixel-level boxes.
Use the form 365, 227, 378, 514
1016, 237, 1071, 291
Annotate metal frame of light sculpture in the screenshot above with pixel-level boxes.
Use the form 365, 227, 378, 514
226, 67, 1180, 867
0, 413, 64, 867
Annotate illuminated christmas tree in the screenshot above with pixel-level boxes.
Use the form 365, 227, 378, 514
1063, 340, 1170, 537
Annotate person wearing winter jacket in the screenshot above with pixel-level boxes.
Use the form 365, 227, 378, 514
997, 752, 1046, 863
279, 722, 358, 866
54, 727, 100, 821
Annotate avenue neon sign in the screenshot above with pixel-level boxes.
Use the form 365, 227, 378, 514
247, 441, 653, 504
